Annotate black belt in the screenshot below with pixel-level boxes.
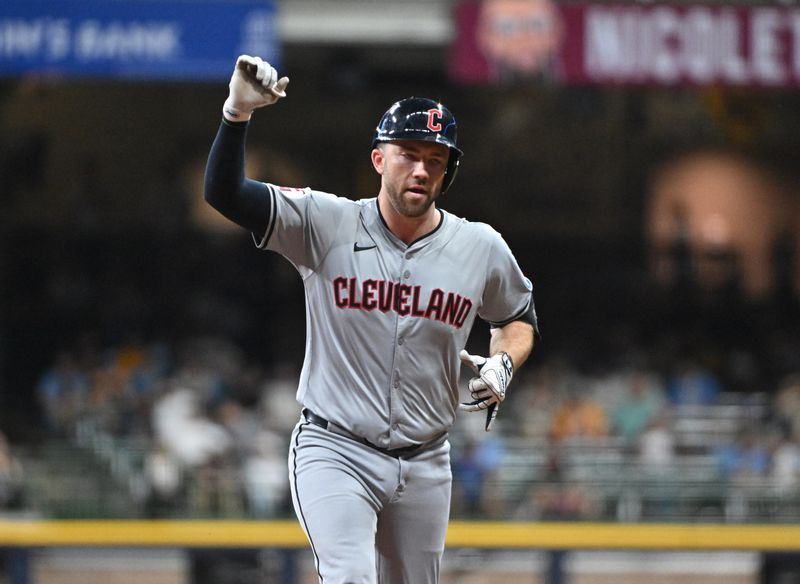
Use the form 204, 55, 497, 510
302, 408, 426, 459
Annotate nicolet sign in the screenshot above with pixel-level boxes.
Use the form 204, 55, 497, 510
452, 2, 800, 88
572, 5, 800, 86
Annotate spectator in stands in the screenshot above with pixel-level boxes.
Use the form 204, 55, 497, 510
514, 438, 600, 520
128, 341, 173, 400
515, 356, 570, 438
611, 370, 665, 444
636, 413, 678, 519
716, 426, 771, 521
171, 337, 233, 405
666, 359, 721, 406
190, 451, 243, 517
87, 353, 133, 435
775, 374, 800, 441
451, 432, 507, 518
215, 397, 262, 460
259, 362, 304, 435
638, 412, 676, 468
242, 429, 289, 517
769, 424, 800, 494
0, 431, 24, 509
151, 386, 232, 468
451, 438, 487, 517
143, 442, 184, 518
549, 386, 608, 441
715, 426, 769, 482
36, 350, 90, 434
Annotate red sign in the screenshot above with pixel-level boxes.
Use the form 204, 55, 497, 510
450, 1, 800, 87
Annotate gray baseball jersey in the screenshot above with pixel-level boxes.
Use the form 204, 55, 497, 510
255, 185, 535, 449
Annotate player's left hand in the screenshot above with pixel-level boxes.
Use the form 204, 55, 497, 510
458, 350, 513, 431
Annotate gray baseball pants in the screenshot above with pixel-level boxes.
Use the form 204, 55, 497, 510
288, 414, 452, 584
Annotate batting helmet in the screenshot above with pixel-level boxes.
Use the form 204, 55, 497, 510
372, 97, 463, 194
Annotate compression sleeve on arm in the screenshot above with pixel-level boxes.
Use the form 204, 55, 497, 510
204, 119, 273, 236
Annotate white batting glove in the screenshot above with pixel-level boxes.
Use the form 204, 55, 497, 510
223, 55, 289, 122
458, 350, 513, 431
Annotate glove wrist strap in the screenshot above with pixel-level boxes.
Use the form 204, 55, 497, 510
497, 351, 514, 375
223, 99, 252, 122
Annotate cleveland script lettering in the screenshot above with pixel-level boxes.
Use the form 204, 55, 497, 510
332, 276, 473, 328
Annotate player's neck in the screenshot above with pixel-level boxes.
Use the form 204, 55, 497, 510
378, 196, 441, 245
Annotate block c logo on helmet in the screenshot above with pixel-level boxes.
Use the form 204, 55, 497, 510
426, 108, 443, 132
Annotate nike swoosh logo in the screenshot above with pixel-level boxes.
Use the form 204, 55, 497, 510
353, 243, 377, 252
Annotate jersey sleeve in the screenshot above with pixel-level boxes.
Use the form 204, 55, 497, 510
478, 230, 540, 335
252, 184, 348, 274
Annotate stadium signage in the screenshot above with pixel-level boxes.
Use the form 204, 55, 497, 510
573, 5, 800, 86
0, 0, 279, 80
452, 2, 800, 87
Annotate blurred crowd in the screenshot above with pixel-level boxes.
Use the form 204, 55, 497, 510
30, 334, 299, 518
4, 324, 797, 521
450, 354, 800, 521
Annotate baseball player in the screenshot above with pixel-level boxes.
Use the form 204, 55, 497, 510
204, 56, 538, 584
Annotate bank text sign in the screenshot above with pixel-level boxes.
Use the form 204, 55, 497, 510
0, 0, 279, 80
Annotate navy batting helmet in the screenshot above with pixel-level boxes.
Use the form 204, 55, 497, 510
372, 97, 463, 194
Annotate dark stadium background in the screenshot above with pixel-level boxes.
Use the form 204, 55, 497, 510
3, 2, 800, 582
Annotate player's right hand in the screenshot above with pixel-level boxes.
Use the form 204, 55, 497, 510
223, 55, 289, 122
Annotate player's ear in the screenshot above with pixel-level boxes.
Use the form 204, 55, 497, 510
371, 147, 384, 175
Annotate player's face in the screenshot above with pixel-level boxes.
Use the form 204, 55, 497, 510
374, 141, 449, 218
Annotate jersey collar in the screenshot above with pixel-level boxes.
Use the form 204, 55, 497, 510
372, 198, 447, 250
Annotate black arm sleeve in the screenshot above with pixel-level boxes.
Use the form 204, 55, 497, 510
204, 119, 273, 236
